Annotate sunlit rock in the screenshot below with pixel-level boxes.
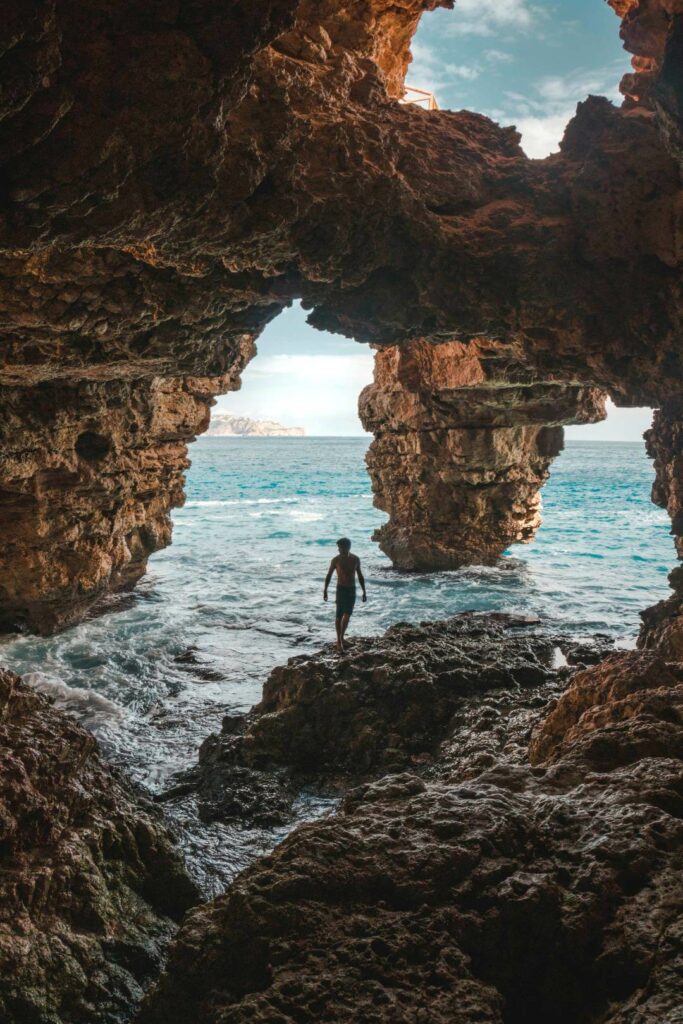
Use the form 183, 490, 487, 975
360, 340, 607, 568
1, 0, 682, 629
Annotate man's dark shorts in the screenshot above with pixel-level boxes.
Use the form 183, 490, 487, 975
335, 585, 356, 618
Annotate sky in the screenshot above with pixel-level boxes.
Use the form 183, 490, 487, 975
215, 1, 652, 440
214, 303, 374, 436
408, 0, 628, 159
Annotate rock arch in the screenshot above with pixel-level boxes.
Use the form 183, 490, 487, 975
0, 0, 682, 639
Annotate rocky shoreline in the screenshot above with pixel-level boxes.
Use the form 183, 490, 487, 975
169, 614, 570, 827
0, 669, 199, 1024
138, 623, 683, 1024
1, 613, 682, 1023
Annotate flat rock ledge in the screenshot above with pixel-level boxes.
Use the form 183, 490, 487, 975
179, 614, 579, 826
0, 668, 199, 1024
139, 626, 683, 1024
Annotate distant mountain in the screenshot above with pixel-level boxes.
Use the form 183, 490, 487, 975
206, 413, 305, 437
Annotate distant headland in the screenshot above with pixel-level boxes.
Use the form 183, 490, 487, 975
206, 413, 305, 437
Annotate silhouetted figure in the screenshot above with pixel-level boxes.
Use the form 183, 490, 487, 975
323, 537, 366, 654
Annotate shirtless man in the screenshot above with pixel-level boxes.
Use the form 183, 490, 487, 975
323, 537, 367, 653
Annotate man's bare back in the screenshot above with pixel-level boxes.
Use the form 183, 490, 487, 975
330, 553, 359, 586
323, 538, 367, 654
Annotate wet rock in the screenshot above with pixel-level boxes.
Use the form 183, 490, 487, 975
188, 614, 561, 825
0, 668, 199, 1024
139, 645, 683, 1024
561, 633, 617, 666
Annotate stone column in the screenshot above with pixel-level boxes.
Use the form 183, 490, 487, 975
359, 340, 607, 571
640, 397, 683, 653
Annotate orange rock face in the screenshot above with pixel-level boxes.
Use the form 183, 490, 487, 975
0, 353, 252, 634
529, 649, 683, 765
360, 340, 606, 568
0, 0, 682, 629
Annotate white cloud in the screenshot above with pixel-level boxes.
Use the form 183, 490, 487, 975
565, 401, 653, 443
495, 61, 625, 158
409, 40, 479, 93
447, 63, 481, 81
535, 67, 621, 104
408, 39, 516, 94
214, 353, 375, 436
247, 353, 371, 379
483, 49, 515, 64
513, 113, 575, 158
445, 0, 542, 37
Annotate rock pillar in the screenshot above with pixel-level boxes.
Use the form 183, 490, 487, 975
640, 397, 683, 653
359, 340, 607, 570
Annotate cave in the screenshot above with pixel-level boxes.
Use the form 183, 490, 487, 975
1, 0, 682, 1022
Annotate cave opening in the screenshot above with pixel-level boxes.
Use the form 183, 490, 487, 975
1, 0, 682, 1016
211, 301, 375, 438
184, 302, 674, 652
408, 0, 631, 158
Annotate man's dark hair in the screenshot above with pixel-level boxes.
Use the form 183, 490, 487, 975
337, 537, 351, 551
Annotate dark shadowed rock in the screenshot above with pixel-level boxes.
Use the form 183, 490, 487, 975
0, 668, 199, 1024
138, 645, 683, 1024
186, 614, 563, 825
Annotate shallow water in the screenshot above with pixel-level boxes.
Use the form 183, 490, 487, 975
0, 438, 674, 892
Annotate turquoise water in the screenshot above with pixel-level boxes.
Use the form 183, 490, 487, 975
0, 438, 674, 888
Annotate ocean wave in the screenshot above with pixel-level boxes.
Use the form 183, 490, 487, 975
23, 672, 128, 732
290, 511, 324, 522
184, 498, 299, 508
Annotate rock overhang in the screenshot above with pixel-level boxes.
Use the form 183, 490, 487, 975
0, 0, 682, 632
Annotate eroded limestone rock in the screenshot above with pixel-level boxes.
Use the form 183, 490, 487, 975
359, 340, 607, 568
640, 396, 683, 653
0, 668, 199, 1024
1, 0, 683, 626
0, 358, 251, 634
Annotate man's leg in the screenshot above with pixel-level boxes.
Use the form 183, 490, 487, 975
335, 615, 342, 651
340, 612, 351, 649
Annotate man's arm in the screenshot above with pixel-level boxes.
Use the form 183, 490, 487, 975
323, 558, 336, 601
356, 557, 367, 602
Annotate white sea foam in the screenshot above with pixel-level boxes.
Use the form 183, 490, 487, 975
291, 511, 324, 522
23, 672, 128, 732
185, 498, 298, 508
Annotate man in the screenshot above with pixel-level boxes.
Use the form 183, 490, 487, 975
324, 537, 366, 654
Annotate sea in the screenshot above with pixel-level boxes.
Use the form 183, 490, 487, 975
0, 438, 675, 892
